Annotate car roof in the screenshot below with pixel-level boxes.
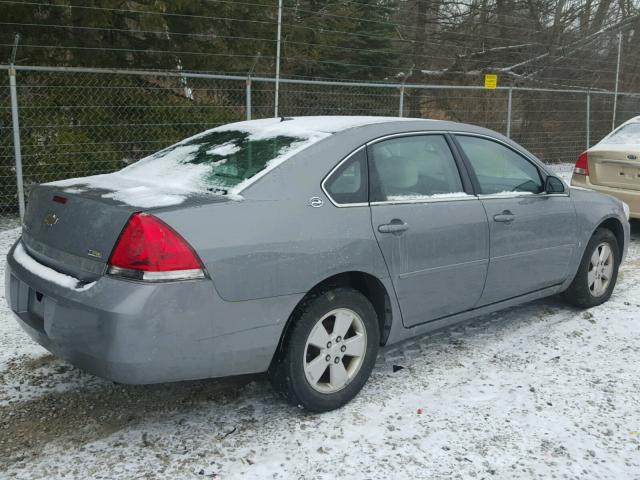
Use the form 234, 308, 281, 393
220, 116, 434, 134
622, 115, 640, 125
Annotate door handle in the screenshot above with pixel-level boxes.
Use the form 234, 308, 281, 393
493, 210, 515, 223
378, 220, 409, 234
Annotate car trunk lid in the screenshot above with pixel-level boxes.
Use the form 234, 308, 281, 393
588, 149, 640, 191
21, 183, 228, 282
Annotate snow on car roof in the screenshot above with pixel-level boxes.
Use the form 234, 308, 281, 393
216, 115, 418, 135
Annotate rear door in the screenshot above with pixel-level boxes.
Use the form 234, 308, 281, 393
454, 134, 577, 305
368, 133, 489, 327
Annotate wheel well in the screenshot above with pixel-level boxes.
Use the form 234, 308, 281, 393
277, 272, 393, 356
597, 217, 625, 257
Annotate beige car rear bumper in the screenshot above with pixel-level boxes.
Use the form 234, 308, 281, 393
571, 173, 639, 219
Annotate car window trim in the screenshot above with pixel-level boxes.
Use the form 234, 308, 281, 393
366, 131, 475, 205
321, 145, 369, 208
450, 132, 569, 198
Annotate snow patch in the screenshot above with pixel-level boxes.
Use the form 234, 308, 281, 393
102, 186, 186, 208
206, 142, 241, 157
12, 243, 95, 292
386, 192, 472, 201
0, 222, 639, 478
217, 116, 418, 136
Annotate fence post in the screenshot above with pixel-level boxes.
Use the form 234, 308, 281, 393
245, 77, 252, 120
8, 66, 25, 220
612, 32, 622, 130
274, 0, 283, 117
506, 87, 512, 138
399, 83, 405, 117
586, 91, 590, 149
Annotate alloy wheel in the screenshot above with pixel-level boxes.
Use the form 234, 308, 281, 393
303, 308, 367, 394
588, 242, 614, 297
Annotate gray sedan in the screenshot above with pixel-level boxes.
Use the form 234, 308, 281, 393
5, 117, 630, 411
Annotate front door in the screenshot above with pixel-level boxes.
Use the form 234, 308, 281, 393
454, 134, 578, 305
368, 134, 490, 327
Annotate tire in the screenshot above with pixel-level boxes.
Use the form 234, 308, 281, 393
561, 228, 620, 308
269, 287, 380, 412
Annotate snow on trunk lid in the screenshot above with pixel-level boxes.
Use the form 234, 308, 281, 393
21, 185, 138, 282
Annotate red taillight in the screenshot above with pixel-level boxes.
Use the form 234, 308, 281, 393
108, 213, 204, 281
574, 151, 589, 176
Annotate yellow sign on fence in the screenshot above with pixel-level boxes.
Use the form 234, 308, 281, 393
484, 74, 498, 89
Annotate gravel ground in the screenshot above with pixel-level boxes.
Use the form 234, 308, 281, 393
1, 165, 639, 479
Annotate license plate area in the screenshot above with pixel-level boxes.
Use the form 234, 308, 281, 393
613, 165, 640, 190
10, 274, 46, 333
594, 161, 640, 190
616, 165, 640, 180
22, 288, 46, 333
28, 288, 46, 320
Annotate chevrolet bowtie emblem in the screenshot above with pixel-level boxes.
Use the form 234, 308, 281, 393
44, 213, 59, 227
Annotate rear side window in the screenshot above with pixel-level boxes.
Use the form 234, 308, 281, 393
368, 134, 464, 202
456, 135, 543, 194
324, 148, 368, 205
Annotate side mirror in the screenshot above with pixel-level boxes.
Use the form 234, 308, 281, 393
545, 175, 565, 194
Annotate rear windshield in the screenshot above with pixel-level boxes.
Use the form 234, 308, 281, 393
602, 122, 640, 145
150, 130, 302, 192
118, 124, 329, 194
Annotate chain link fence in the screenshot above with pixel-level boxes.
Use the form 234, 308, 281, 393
1, 71, 14, 225
1, 65, 639, 222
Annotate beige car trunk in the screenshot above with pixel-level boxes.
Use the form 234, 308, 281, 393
588, 149, 640, 191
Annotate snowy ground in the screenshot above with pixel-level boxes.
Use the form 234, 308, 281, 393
1, 164, 639, 479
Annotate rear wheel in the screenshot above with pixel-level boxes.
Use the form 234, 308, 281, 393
562, 228, 620, 308
269, 288, 379, 412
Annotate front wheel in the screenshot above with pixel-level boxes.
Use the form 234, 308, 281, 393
562, 228, 620, 308
269, 288, 380, 412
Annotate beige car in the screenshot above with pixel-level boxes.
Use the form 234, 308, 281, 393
572, 116, 639, 218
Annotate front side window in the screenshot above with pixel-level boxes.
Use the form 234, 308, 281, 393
456, 135, 543, 195
324, 148, 367, 205
368, 134, 465, 202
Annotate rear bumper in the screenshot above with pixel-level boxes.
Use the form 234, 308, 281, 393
571, 173, 640, 219
5, 240, 302, 384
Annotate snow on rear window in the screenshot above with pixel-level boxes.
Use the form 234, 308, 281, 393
602, 122, 640, 145
125, 128, 319, 193
207, 142, 241, 157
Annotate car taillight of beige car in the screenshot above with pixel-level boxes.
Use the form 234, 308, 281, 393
571, 116, 639, 219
